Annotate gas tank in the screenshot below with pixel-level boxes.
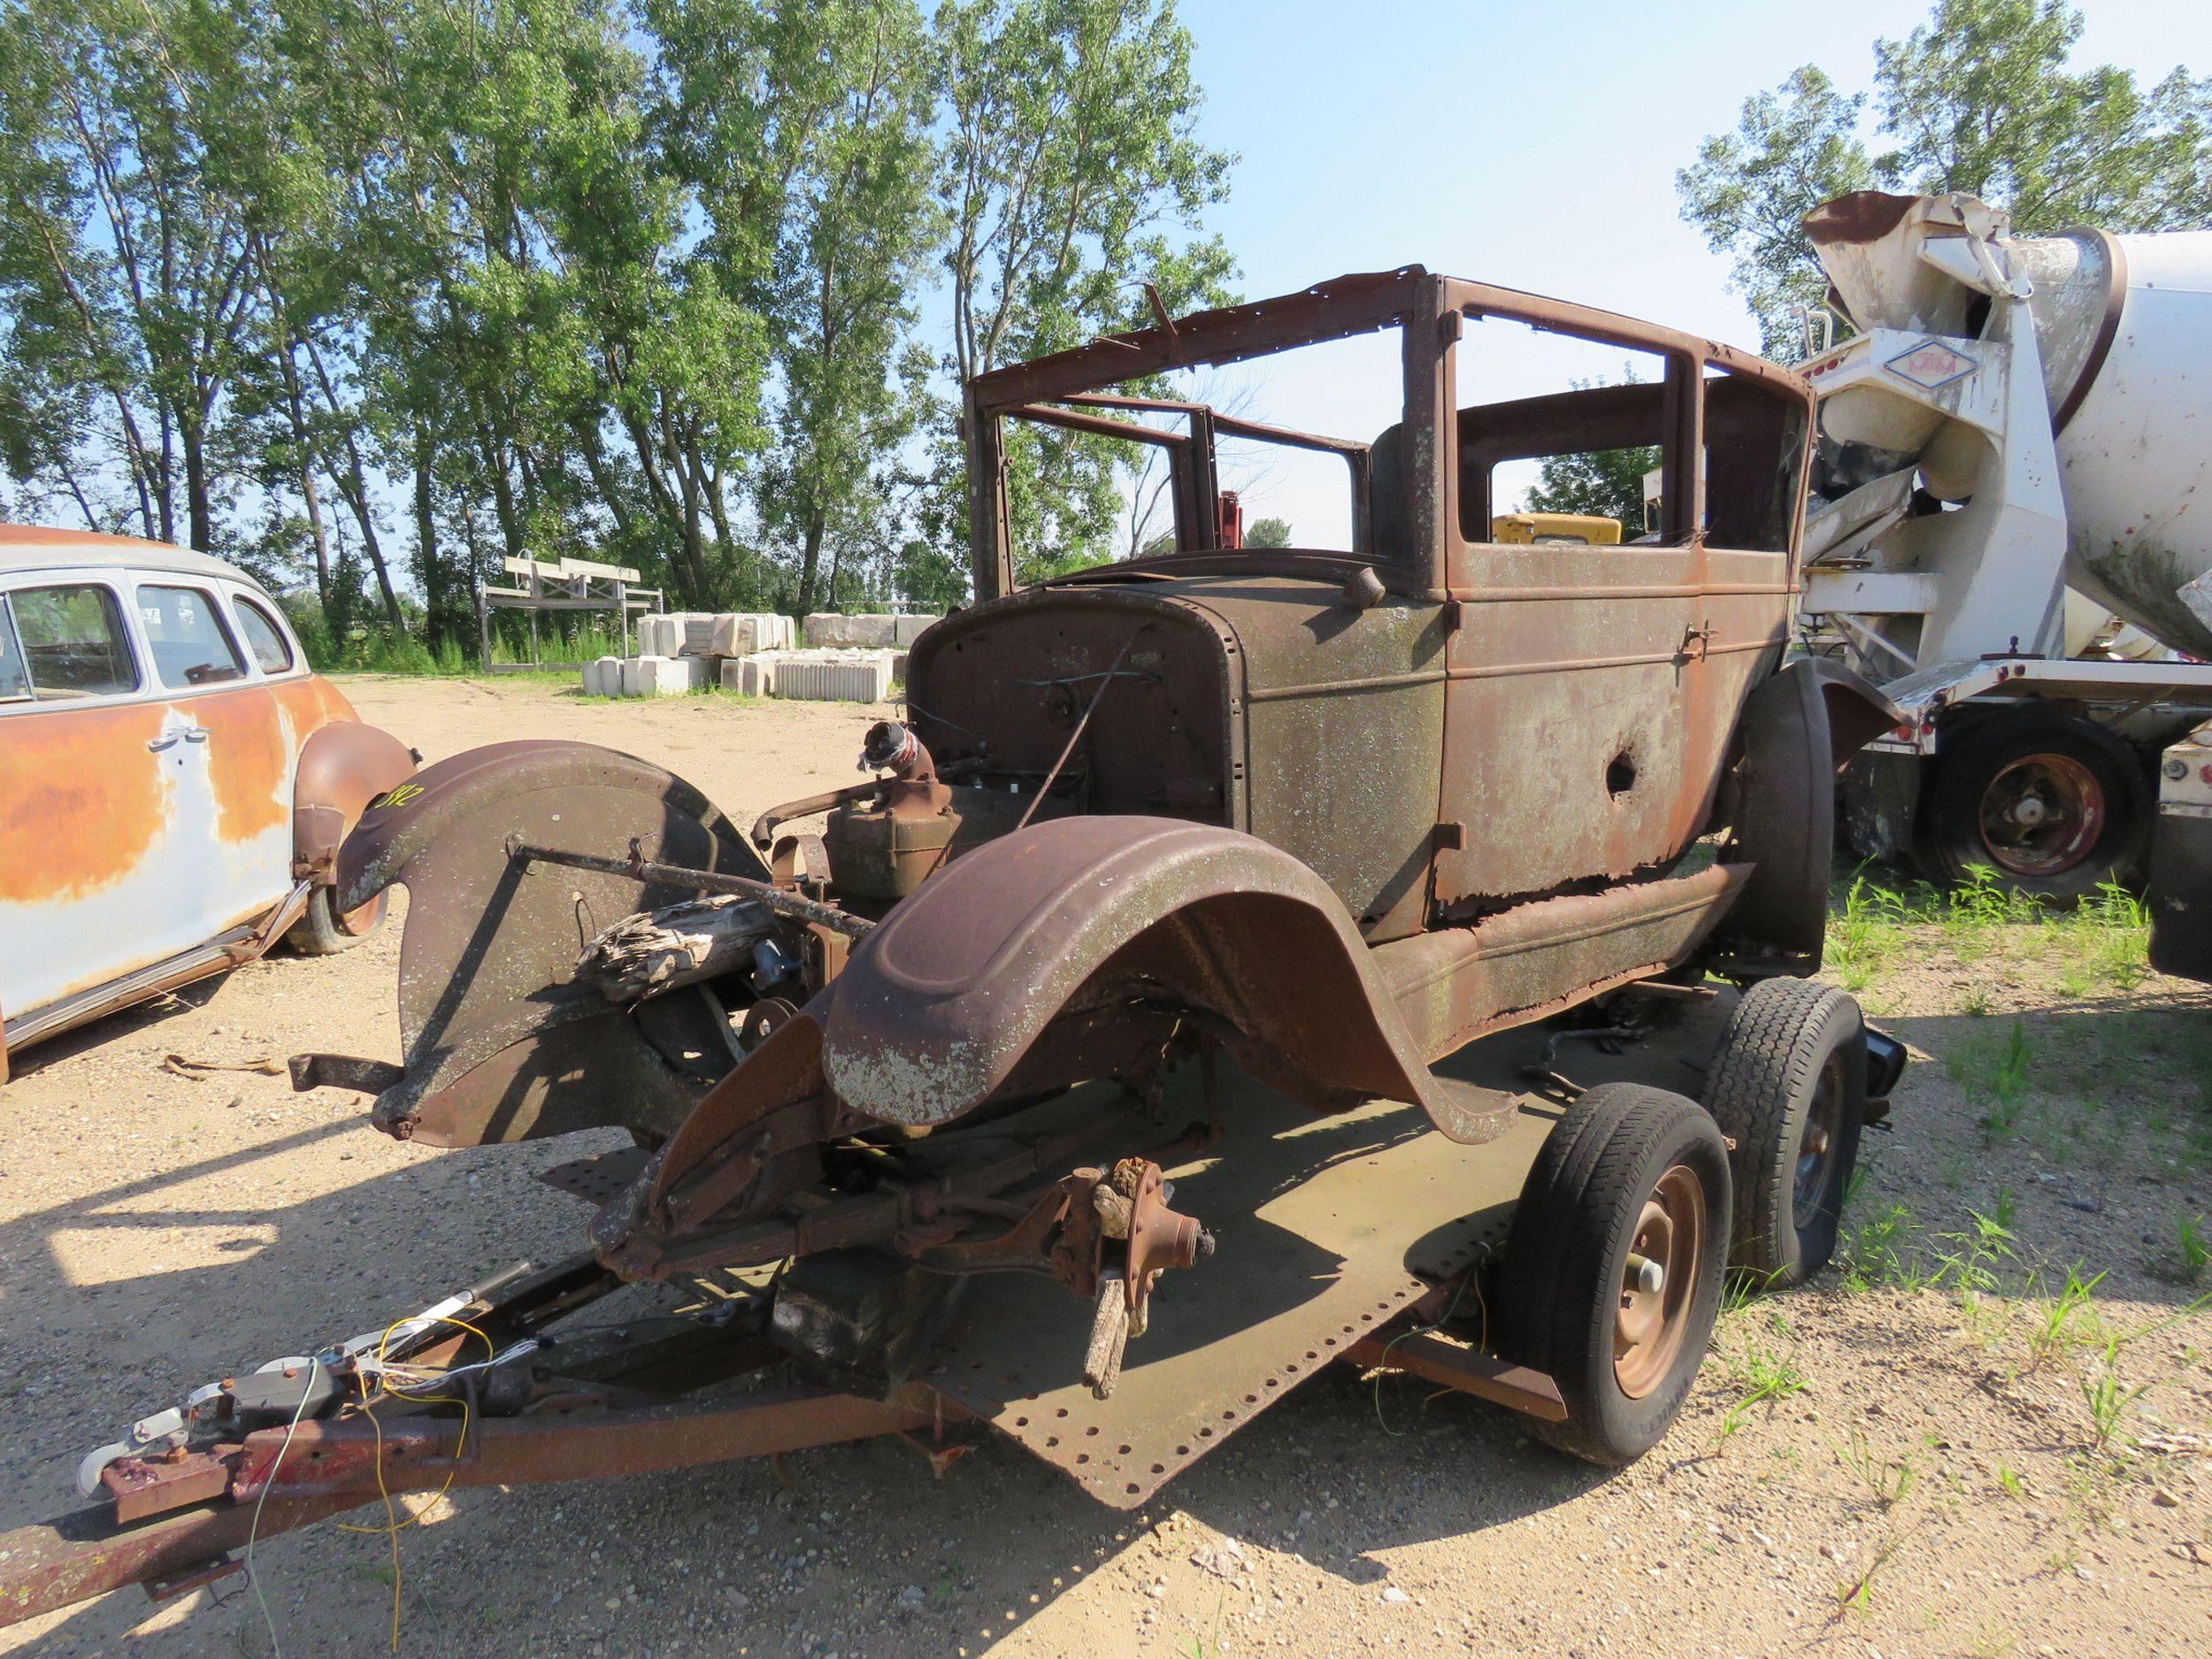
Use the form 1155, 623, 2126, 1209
2045, 228, 2212, 657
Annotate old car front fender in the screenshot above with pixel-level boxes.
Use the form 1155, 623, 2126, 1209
291, 720, 418, 886
818, 814, 1509, 1144
319, 741, 767, 1147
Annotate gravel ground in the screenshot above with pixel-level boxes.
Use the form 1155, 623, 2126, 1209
2, 674, 2208, 1658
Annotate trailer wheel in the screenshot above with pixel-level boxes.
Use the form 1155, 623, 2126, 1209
1920, 710, 2147, 902
1499, 1083, 1730, 1466
286, 886, 388, 955
1702, 979, 1865, 1285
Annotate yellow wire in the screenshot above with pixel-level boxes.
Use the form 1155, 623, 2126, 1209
332, 1313, 490, 1653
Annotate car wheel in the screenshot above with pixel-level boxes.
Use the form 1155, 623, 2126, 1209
1919, 711, 2148, 903
286, 886, 388, 956
1498, 1082, 1731, 1466
1702, 978, 1865, 1286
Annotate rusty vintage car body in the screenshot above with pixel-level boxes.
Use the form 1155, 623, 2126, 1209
0, 527, 416, 1078
2, 270, 1907, 1629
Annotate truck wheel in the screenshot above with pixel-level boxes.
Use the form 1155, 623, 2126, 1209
1920, 710, 2147, 902
286, 887, 388, 956
1702, 979, 1864, 1285
1499, 1082, 1730, 1466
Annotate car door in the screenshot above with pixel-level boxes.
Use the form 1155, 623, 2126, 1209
129, 577, 298, 944
0, 572, 203, 1025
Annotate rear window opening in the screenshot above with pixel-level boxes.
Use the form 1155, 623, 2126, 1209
5, 584, 140, 700
138, 584, 247, 688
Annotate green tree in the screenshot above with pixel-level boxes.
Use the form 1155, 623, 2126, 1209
1243, 515, 1290, 548
1678, 0, 2212, 357
931, 0, 1235, 584
0, 0, 272, 549
1520, 449, 1655, 535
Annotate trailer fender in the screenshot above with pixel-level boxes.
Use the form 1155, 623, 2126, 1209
818, 815, 1511, 1145
315, 741, 765, 1147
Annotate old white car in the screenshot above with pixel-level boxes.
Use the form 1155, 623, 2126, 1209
0, 525, 415, 1077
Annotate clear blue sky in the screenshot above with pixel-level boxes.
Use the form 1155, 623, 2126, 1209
1125, 0, 2212, 543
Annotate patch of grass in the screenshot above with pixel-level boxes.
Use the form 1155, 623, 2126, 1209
1945, 1018, 2032, 1136
2022, 1265, 2107, 1373
1832, 1429, 1920, 1508
2154, 1213, 2211, 1284
1841, 1197, 1940, 1292
1831, 1527, 1910, 1617
2078, 1333, 2151, 1453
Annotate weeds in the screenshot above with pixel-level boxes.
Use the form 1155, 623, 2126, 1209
2153, 1213, 2209, 1284
2078, 1333, 2151, 1452
1832, 1429, 1919, 1507
2023, 1267, 2108, 1373
1946, 1019, 2032, 1134
1831, 1528, 1910, 1617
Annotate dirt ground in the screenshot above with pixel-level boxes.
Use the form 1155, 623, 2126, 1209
3, 673, 2209, 1659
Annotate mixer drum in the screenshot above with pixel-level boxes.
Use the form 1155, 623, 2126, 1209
2052, 228, 2212, 659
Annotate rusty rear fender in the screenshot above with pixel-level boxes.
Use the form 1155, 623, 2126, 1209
292, 720, 417, 886
818, 815, 1508, 1144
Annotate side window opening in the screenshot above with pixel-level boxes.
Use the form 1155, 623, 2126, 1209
10, 584, 141, 700
0, 599, 28, 702
138, 583, 246, 688
231, 595, 296, 675
1454, 324, 1674, 547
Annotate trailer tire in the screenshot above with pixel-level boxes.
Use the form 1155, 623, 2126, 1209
1499, 1082, 1730, 1466
285, 886, 388, 956
1702, 979, 1865, 1286
1920, 711, 2147, 903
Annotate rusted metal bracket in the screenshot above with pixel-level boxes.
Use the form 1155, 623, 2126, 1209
1345, 1331, 1567, 1423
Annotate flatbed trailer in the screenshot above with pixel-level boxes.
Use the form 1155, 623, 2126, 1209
0, 985, 1900, 1630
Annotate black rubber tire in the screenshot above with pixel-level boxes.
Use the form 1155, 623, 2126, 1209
1498, 1082, 1732, 1466
1702, 979, 1865, 1286
1918, 710, 2148, 903
285, 886, 387, 956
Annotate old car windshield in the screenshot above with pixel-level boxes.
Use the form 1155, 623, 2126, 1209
138, 583, 246, 688
10, 583, 140, 699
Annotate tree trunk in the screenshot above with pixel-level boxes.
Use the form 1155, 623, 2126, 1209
414, 430, 442, 653
797, 508, 826, 615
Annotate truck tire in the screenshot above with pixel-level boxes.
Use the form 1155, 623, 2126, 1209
286, 886, 388, 956
1919, 710, 2148, 902
1498, 1082, 1730, 1466
1702, 979, 1865, 1285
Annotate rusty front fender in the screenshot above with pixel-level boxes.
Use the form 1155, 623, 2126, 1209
321, 741, 766, 1147
818, 815, 1507, 1144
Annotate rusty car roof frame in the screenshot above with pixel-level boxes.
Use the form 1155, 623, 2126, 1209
964, 268, 1816, 603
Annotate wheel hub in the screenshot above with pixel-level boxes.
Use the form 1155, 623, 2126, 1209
1613, 1164, 1705, 1400
1793, 1053, 1848, 1216
1977, 753, 2104, 878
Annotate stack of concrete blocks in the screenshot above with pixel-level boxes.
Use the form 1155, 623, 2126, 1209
581, 655, 622, 696
720, 647, 899, 702
641, 611, 795, 659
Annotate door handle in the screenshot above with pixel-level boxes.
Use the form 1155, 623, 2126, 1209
148, 733, 180, 752
182, 726, 210, 742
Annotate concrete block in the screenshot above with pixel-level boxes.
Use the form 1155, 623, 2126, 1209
772, 649, 896, 703
724, 651, 786, 696
582, 655, 620, 696
622, 654, 695, 697
803, 612, 899, 649
634, 614, 685, 657
893, 613, 940, 647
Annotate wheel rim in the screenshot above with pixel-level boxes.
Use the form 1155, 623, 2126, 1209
1793, 1052, 1848, 1217
1976, 753, 2104, 878
1613, 1163, 1706, 1400
336, 888, 388, 939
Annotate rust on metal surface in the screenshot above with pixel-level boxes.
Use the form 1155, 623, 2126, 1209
0, 701, 167, 903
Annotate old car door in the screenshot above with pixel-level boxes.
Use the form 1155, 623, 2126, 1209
129, 577, 299, 946
1435, 354, 1802, 913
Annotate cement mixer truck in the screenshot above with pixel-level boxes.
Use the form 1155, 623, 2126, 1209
1793, 190, 2212, 979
